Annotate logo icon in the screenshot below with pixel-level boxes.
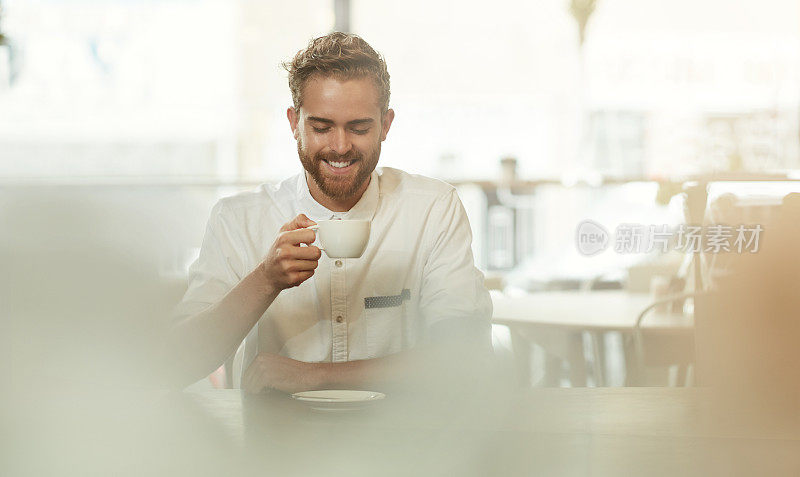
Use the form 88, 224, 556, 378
575, 220, 609, 256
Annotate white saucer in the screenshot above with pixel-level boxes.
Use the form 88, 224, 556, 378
291, 390, 386, 411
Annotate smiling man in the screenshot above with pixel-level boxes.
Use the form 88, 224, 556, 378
290, 71, 390, 212
170, 33, 491, 393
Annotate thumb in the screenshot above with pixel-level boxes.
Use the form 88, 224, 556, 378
281, 214, 317, 232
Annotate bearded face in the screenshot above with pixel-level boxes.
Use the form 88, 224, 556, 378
297, 138, 381, 202
288, 76, 394, 209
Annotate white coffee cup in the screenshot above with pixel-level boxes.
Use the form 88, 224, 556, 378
309, 219, 370, 258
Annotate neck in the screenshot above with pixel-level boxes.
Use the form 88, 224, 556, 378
305, 173, 370, 212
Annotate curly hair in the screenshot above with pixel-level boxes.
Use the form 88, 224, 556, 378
283, 32, 391, 114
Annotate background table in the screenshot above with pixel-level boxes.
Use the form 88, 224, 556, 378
491, 290, 695, 386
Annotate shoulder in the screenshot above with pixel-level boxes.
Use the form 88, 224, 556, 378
377, 167, 456, 202
212, 175, 298, 219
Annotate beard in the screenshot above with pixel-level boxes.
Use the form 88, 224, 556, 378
298, 141, 380, 202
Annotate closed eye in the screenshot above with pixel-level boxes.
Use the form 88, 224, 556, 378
312, 127, 330, 133
352, 128, 370, 135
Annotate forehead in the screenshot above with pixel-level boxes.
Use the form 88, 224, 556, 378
300, 75, 381, 121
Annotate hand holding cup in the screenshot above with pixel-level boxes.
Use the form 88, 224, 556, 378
260, 214, 322, 293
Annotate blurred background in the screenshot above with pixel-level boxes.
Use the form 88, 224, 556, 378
3, 0, 800, 389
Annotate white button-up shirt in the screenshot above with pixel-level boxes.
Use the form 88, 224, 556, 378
175, 167, 491, 386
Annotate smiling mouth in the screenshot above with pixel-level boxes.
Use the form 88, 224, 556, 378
325, 159, 354, 168
322, 159, 358, 172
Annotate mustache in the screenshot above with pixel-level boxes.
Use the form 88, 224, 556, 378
314, 149, 363, 163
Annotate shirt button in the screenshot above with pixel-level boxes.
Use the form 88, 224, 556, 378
335, 315, 344, 323
335, 260, 343, 268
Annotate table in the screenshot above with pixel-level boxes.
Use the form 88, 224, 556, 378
491, 291, 695, 386
10, 387, 798, 476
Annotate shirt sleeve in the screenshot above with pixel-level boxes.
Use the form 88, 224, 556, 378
172, 201, 246, 321
419, 189, 492, 332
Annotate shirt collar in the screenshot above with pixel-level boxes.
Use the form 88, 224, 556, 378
295, 170, 380, 222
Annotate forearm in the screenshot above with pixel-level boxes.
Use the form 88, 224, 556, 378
311, 341, 489, 392
167, 266, 279, 384
312, 351, 419, 391
306, 318, 490, 391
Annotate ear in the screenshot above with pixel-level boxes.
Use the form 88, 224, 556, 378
287, 107, 300, 140
380, 109, 395, 142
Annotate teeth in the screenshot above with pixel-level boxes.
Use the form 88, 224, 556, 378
328, 161, 351, 168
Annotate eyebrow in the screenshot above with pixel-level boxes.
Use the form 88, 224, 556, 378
307, 116, 375, 126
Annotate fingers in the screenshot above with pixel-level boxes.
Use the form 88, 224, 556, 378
280, 228, 317, 246
293, 245, 322, 261
263, 217, 321, 293
274, 249, 319, 271
276, 258, 317, 274
285, 270, 314, 287
279, 214, 317, 232
287, 259, 318, 272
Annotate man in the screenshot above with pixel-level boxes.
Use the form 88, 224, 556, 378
171, 32, 491, 393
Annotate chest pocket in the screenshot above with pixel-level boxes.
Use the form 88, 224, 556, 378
365, 289, 411, 358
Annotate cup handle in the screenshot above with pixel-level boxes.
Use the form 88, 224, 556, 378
304, 224, 323, 251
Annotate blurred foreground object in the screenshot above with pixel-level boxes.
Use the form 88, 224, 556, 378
696, 193, 800, 412
1, 187, 176, 392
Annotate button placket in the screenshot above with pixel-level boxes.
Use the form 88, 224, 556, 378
330, 258, 347, 362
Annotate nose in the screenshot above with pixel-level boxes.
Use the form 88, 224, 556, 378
330, 129, 352, 155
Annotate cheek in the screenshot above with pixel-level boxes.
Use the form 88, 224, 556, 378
298, 133, 321, 153
354, 135, 381, 152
